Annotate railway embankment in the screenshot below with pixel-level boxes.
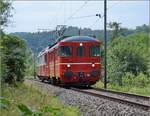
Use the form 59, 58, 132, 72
25, 79, 150, 116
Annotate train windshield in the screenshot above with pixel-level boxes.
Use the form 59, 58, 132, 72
90, 46, 101, 57
77, 46, 85, 57
59, 46, 72, 57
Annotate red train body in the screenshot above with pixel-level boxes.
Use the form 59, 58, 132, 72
36, 36, 102, 86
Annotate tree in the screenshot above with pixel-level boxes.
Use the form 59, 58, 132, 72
108, 22, 121, 40
135, 24, 149, 34
108, 33, 149, 86
0, 0, 12, 32
1, 35, 27, 84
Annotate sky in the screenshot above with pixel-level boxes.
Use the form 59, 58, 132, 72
5, 1, 149, 33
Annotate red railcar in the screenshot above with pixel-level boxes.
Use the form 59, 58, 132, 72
36, 36, 102, 86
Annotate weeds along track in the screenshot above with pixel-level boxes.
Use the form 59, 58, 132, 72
27, 78, 150, 111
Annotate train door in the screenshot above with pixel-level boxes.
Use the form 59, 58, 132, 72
50, 52, 54, 78
50, 50, 55, 78
44, 53, 49, 77
54, 49, 56, 77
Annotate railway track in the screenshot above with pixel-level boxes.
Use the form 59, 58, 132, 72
71, 87, 150, 111
93, 87, 149, 102
27, 78, 150, 111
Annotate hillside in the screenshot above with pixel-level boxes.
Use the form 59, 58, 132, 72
11, 24, 149, 54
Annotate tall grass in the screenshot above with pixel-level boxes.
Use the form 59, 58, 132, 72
94, 81, 150, 96
0, 83, 80, 116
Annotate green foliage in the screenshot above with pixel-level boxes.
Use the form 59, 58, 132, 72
17, 104, 42, 116
11, 26, 106, 54
17, 103, 80, 116
11, 24, 149, 55
94, 81, 104, 88
0, 0, 12, 30
1, 83, 80, 116
95, 79, 149, 96
134, 73, 149, 87
128, 86, 150, 95
17, 104, 34, 116
108, 22, 121, 40
95, 31, 149, 95
122, 72, 135, 86
0, 97, 10, 109
135, 24, 149, 34
0, 34, 27, 84
25, 48, 35, 76
122, 72, 149, 87
108, 33, 149, 86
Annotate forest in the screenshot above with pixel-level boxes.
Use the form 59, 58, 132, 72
12, 24, 149, 54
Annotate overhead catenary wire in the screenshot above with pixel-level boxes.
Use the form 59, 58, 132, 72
63, 1, 120, 29
67, 0, 119, 21
88, 19, 100, 29
70, 14, 96, 19
37, 1, 120, 32
87, 1, 121, 29
49, 1, 64, 29
37, 1, 64, 32
107, 1, 121, 11
63, 0, 90, 24
48, 1, 121, 34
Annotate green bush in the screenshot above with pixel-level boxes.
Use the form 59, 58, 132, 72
1, 83, 80, 116
0, 34, 27, 84
134, 73, 149, 87
122, 72, 135, 86
108, 33, 149, 85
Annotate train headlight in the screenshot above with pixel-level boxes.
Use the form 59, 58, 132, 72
92, 63, 95, 67
80, 43, 83, 46
67, 64, 71, 68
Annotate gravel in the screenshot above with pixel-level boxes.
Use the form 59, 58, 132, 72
25, 79, 150, 116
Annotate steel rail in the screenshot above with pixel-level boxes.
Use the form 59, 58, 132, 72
93, 87, 149, 100
71, 88, 150, 111
26, 78, 149, 111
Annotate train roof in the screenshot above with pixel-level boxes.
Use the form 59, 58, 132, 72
37, 36, 101, 57
60, 36, 100, 42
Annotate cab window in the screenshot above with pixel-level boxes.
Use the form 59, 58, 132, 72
44, 53, 48, 64
90, 46, 100, 57
59, 46, 72, 57
77, 46, 84, 57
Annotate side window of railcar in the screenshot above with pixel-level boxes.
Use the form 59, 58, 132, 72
90, 46, 101, 57
44, 54, 48, 64
77, 46, 85, 57
39, 56, 42, 65
41, 55, 45, 65
59, 46, 72, 57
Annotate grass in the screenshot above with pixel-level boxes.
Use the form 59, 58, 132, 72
94, 81, 150, 96
0, 83, 80, 116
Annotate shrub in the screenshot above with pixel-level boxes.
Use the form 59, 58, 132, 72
0, 35, 27, 84
108, 33, 149, 86
134, 73, 149, 87
122, 72, 135, 86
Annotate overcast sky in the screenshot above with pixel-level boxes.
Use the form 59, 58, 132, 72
5, 1, 149, 33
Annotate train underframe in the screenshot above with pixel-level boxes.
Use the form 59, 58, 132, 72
37, 75, 99, 87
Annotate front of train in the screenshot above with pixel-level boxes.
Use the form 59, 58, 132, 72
59, 36, 102, 86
